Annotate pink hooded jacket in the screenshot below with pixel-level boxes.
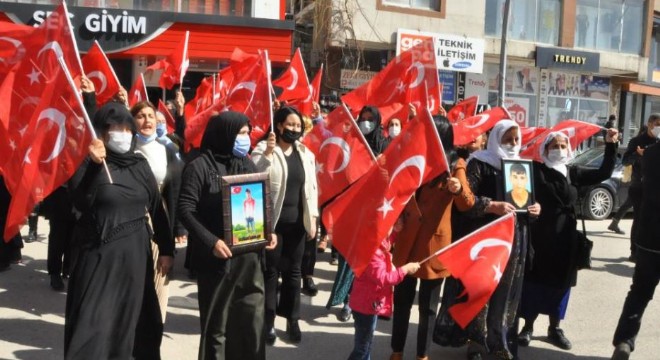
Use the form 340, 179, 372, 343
349, 238, 407, 317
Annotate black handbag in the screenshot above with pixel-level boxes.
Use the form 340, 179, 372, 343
575, 215, 593, 270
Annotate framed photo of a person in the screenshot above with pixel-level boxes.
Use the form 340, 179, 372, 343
502, 159, 535, 212
221, 172, 272, 255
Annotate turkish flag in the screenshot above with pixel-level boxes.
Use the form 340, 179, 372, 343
0, 22, 37, 85
302, 103, 376, 205
146, 31, 190, 89
224, 48, 272, 146
436, 213, 516, 328
520, 120, 602, 161
452, 107, 511, 146
3, 58, 92, 241
323, 107, 449, 276
184, 101, 223, 150
158, 99, 176, 134
128, 73, 148, 108
82, 41, 120, 106
520, 126, 548, 146
273, 48, 310, 101
447, 96, 479, 123
287, 64, 323, 116
342, 37, 438, 125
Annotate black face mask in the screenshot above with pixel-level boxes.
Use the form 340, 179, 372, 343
281, 129, 302, 143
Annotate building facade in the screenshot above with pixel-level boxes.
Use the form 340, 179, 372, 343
0, 0, 294, 100
314, 0, 656, 145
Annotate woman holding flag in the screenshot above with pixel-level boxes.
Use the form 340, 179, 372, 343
459, 119, 541, 360
518, 129, 618, 350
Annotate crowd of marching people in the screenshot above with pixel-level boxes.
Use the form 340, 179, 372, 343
2, 8, 660, 360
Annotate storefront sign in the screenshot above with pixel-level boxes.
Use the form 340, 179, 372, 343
465, 72, 488, 101
396, 29, 485, 74
535, 46, 600, 73
456, 72, 466, 102
340, 69, 377, 90
504, 97, 529, 127
438, 70, 456, 103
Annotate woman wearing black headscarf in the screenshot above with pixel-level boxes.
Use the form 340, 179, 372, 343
178, 112, 277, 360
65, 102, 173, 360
356, 105, 390, 155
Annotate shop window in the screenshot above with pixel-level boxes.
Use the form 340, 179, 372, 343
575, 0, 644, 54
485, 0, 560, 45
377, 0, 445, 18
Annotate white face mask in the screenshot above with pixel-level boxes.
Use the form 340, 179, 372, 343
389, 126, 401, 138
652, 126, 660, 139
547, 148, 569, 164
358, 121, 375, 135
106, 131, 133, 154
500, 144, 521, 158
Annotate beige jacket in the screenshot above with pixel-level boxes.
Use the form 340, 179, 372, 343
252, 140, 319, 236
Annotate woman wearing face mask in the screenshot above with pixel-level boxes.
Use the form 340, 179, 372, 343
131, 101, 186, 322
517, 129, 618, 351
65, 102, 173, 360
357, 105, 390, 154
178, 112, 277, 360
457, 120, 541, 360
387, 118, 402, 140
252, 106, 319, 345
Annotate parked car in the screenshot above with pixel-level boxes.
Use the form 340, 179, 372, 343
570, 146, 629, 220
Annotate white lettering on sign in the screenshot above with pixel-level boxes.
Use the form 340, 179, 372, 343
396, 29, 485, 74
32, 9, 146, 35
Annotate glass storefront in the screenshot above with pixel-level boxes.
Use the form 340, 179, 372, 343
575, 0, 644, 54
485, 0, 560, 45
541, 70, 610, 127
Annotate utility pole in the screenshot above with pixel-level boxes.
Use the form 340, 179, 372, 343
497, 0, 511, 107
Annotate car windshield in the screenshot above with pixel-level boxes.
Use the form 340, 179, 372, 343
570, 147, 625, 167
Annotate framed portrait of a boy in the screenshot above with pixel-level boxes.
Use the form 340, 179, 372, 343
221, 172, 272, 255
501, 159, 535, 212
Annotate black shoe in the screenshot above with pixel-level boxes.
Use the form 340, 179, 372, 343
25, 231, 37, 243
266, 327, 276, 346
547, 327, 572, 350
338, 306, 352, 322
286, 320, 301, 343
50, 274, 65, 291
518, 327, 533, 346
611, 343, 631, 360
301, 277, 318, 297
0, 262, 10, 272
628, 254, 637, 263
608, 222, 626, 235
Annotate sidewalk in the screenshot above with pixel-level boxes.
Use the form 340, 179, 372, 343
1, 218, 659, 359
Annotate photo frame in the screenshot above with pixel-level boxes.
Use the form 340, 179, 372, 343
501, 159, 535, 212
221, 172, 272, 255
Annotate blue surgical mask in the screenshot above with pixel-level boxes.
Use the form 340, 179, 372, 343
233, 134, 251, 157
156, 123, 167, 138
136, 131, 157, 144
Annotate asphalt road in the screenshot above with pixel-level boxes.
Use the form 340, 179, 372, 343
1, 217, 659, 360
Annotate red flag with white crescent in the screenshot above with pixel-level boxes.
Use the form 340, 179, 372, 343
435, 213, 516, 328
323, 107, 448, 276
146, 31, 189, 89
520, 120, 602, 161
128, 73, 148, 108
452, 106, 511, 146
273, 48, 311, 101
447, 96, 479, 123
82, 41, 120, 106
302, 103, 376, 205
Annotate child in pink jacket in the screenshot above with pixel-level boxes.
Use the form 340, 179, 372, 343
347, 236, 420, 360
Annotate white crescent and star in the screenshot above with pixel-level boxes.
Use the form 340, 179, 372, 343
36, 108, 67, 163
408, 62, 425, 89
463, 114, 491, 129
229, 81, 257, 100
388, 155, 426, 188
286, 67, 299, 91
319, 137, 351, 174
87, 71, 107, 93
37, 41, 64, 62
469, 238, 512, 261
0, 37, 26, 65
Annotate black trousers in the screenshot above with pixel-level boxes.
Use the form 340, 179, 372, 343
264, 221, 306, 328
47, 219, 74, 276
612, 193, 634, 222
629, 185, 642, 255
391, 276, 443, 357
301, 239, 316, 278
612, 249, 660, 352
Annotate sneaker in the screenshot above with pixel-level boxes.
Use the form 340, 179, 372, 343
608, 222, 626, 235
611, 343, 631, 360
301, 277, 318, 297
50, 274, 65, 291
329, 257, 339, 266
265, 327, 276, 346
518, 327, 533, 346
25, 231, 37, 243
547, 327, 572, 350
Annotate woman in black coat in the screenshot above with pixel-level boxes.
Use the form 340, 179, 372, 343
177, 112, 276, 360
518, 129, 619, 350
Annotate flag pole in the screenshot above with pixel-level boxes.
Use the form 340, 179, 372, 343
58, 56, 113, 184
179, 31, 189, 94
418, 213, 515, 264
263, 49, 275, 132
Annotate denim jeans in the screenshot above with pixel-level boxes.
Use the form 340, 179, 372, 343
612, 249, 660, 351
348, 311, 378, 360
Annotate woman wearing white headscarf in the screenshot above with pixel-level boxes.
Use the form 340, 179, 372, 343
457, 119, 541, 360
517, 128, 618, 351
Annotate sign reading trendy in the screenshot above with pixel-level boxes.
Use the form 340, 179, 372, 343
396, 29, 485, 74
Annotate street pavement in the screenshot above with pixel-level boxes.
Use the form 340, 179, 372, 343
1, 217, 659, 359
